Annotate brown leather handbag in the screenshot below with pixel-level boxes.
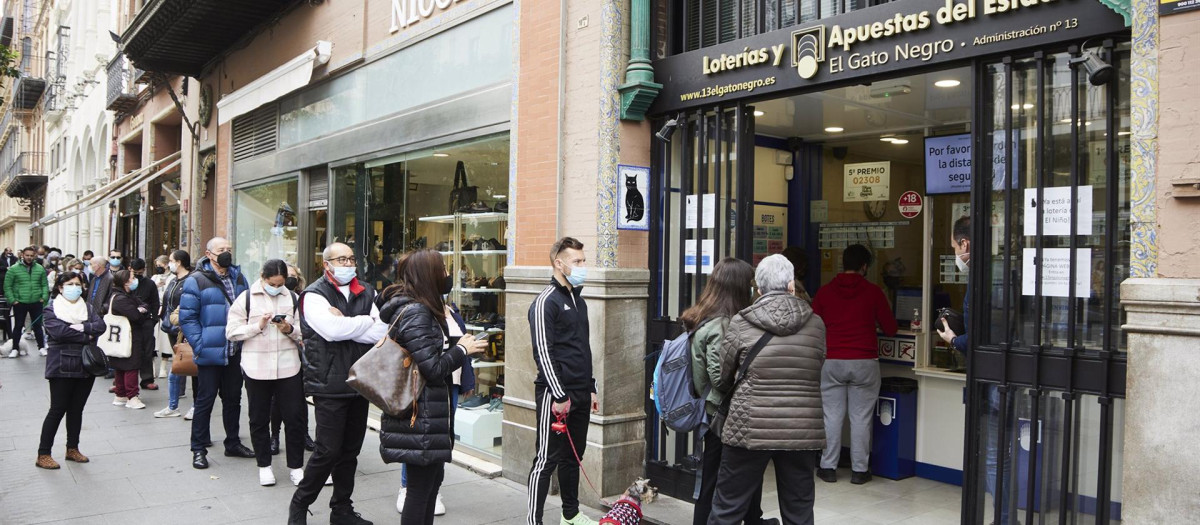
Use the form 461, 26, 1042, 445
346, 305, 424, 425
171, 333, 199, 377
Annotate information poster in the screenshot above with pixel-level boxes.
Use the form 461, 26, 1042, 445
844, 161, 890, 202
924, 134, 972, 194
685, 193, 717, 229
1022, 248, 1091, 298
1023, 186, 1093, 236
684, 239, 715, 274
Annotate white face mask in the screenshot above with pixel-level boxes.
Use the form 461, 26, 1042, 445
955, 253, 970, 273
168, 262, 178, 274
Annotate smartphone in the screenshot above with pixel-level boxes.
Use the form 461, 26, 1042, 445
271, 314, 287, 323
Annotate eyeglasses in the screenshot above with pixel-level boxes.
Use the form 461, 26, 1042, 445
327, 256, 357, 266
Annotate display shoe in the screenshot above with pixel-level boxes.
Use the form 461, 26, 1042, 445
125, 397, 147, 410
290, 468, 305, 486
259, 466, 276, 486
850, 471, 873, 485
112, 396, 129, 406
192, 451, 209, 469
270, 434, 281, 455
329, 506, 373, 525
434, 493, 446, 516
816, 468, 837, 483
224, 442, 255, 458
395, 487, 407, 514
65, 448, 89, 463
154, 407, 181, 418
36, 454, 60, 469
184, 406, 194, 420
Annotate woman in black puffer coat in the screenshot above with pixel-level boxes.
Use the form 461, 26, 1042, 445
378, 249, 487, 525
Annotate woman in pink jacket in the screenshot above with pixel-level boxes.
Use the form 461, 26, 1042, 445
225, 259, 305, 487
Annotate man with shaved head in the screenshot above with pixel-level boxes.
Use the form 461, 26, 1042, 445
180, 237, 254, 469
289, 242, 385, 525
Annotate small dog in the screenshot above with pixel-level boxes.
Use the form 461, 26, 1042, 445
599, 478, 658, 525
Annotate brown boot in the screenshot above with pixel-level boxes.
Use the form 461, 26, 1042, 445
36, 455, 60, 469
65, 448, 89, 463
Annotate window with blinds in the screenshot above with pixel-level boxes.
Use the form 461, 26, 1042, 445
678, 0, 889, 53
231, 104, 279, 162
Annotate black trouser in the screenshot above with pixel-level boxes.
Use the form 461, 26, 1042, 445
402, 462, 446, 525
708, 446, 819, 525
271, 392, 309, 440
137, 327, 157, 386
38, 377, 96, 455
245, 374, 306, 469
526, 387, 591, 525
11, 302, 45, 348
291, 395, 369, 510
694, 429, 767, 525
190, 352, 245, 453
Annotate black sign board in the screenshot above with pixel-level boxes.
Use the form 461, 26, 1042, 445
1161, 0, 1200, 15
649, 0, 1128, 115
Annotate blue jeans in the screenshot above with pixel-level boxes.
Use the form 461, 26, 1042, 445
984, 384, 1013, 524
402, 386, 460, 488
167, 372, 197, 410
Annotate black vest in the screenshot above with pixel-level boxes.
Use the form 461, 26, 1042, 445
300, 276, 376, 398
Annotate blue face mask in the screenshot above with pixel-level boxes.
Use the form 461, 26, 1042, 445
331, 267, 357, 285
566, 266, 588, 287
128, 278, 139, 291
264, 284, 284, 296
109, 258, 121, 268
62, 285, 83, 301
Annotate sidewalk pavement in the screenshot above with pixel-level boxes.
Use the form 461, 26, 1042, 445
0, 351, 596, 525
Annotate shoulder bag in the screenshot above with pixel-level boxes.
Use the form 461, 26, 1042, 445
171, 332, 199, 376
80, 344, 110, 377
98, 297, 133, 359
447, 161, 478, 214
346, 304, 424, 424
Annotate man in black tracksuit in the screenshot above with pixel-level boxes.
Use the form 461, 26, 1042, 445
526, 237, 599, 525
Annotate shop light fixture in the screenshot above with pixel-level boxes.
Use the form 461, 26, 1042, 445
890, 139, 910, 145
934, 79, 961, 88
881, 137, 898, 142
824, 126, 844, 133
433, 152, 449, 157
1011, 103, 1034, 110
753, 110, 765, 117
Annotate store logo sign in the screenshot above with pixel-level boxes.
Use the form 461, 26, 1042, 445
390, 0, 463, 33
791, 26, 826, 80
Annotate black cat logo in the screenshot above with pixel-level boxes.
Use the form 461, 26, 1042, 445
625, 174, 645, 222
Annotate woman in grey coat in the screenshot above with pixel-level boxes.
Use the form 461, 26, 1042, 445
708, 254, 827, 525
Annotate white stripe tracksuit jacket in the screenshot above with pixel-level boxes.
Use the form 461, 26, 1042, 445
528, 279, 596, 402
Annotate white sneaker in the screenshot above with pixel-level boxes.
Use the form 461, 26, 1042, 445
325, 475, 333, 486
290, 468, 304, 486
395, 487, 407, 514
126, 397, 146, 410
6, 349, 16, 358
38, 347, 47, 356
184, 406, 194, 420
434, 493, 446, 516
154, 407, 181, 418
259, 467, 276, 486
113, 396, 129, 406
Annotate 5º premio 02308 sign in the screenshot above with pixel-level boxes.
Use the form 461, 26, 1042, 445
844, 161, 890, 202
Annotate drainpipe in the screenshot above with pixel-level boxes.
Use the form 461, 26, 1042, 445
617, 0, 661, 121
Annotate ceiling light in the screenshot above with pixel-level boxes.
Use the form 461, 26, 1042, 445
433, 152, 449, 157
753, 110, 765, 117
890, 139, 909, 145
824, 126, 844, 133
934, 79, 961, 88
881, 137, 898, 143
1011, 103, 1034, 110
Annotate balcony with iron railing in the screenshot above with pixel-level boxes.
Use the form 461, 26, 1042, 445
106, 53, 141, 113
1, 150, 45, 200
12, 51, 46, 111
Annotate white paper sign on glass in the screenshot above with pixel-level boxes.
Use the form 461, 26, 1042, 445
686, 195, 698, 229
684, 240, 697, 274
1023, 186, 1093, 236
702, 194, 716, 228
1022, 248, 1091, 298
844, 161, 890, 202
701, 239, 715, 274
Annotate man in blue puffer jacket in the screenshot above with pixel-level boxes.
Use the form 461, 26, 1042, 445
180, 237, 254, 469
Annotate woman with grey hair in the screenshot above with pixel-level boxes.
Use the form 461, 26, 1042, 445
708, 254, 827, 525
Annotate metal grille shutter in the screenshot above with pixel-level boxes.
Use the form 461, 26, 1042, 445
231, 104, 278, 162
309, 169, 329, 206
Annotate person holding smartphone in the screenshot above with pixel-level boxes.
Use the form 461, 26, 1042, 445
225, 259, 306, 488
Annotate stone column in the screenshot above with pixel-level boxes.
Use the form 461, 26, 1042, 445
502, 266, 649, 505
1120, 278, 1200, 522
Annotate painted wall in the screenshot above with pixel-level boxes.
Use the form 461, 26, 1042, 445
1154, 11, 1200, 278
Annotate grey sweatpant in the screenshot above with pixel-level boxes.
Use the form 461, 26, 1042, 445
819, 359, 881, 473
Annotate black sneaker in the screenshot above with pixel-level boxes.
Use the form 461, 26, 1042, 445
288, 504, 311, 525
816, 468, 837, 483
192, 451, 209, 469
224, 442, 255, 458
270, 435, 280, 455
850, 471, 873, 485
330, 506, 373, 525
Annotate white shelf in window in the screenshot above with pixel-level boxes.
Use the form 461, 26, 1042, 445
471, 360, 505, 369
418, 212, 508, 225
439, 250, 506, 256
461, 288, 504, 293
464, 324, 504, 333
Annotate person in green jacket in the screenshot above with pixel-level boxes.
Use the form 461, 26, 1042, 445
5, 247, 49, 357
680, 257, 778, 525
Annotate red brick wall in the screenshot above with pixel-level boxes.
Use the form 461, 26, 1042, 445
514, 1, 561, 266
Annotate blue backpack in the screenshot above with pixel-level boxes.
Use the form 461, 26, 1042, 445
652, 321, 712, 432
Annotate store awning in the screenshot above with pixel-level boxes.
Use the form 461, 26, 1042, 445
216, 41, 332, 126
40, 152, 182, 228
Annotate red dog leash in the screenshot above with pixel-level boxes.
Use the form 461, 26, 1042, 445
553, 409, 610, 507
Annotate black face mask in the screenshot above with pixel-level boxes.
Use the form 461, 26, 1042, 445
285, 276, 300, 292
441, 275, 454, 295
216, 252, 233, 268
153, 266, 166, 275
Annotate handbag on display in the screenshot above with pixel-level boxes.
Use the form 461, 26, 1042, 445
80, 344, 110, 377
448, 161, 478, 214
346, 305, 425, 424
171, 333, 199, 377
98, 297, 133, 359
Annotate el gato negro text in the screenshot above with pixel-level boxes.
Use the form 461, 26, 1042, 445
702, 0, 1067, 77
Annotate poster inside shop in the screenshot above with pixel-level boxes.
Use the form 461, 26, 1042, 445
844, 161, 890, 202
684, 239, 716, 274
1022, 248, 1091, 298
752, 225, 786, 265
